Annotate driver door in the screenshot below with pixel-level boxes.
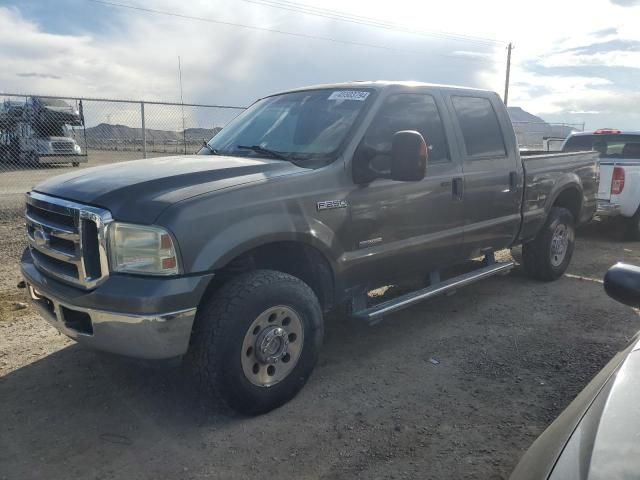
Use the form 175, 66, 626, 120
344, 91, 465, 287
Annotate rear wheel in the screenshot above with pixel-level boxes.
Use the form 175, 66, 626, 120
624, 209, 640, 241
188, 270, 323, 415
522, 207, 575, 281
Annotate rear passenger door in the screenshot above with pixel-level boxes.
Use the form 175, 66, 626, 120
446, 94, 522, 256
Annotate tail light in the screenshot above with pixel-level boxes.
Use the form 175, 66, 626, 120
611, 166, 625, 195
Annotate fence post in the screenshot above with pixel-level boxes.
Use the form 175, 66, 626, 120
141, 101, 147, 159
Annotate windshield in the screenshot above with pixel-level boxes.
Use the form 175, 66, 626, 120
38, 98, 72, 108
563, 134, 640, 158
200, 88, 373, 161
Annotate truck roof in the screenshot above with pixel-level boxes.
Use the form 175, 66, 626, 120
267, 81, 493, 98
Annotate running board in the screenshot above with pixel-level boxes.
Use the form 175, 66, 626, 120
351, 261, 514, 324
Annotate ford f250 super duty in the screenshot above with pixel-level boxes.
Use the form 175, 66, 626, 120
20, 82, 598, 414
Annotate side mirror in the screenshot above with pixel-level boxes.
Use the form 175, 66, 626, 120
603, 263, 640, 307
390, 130, 427, 182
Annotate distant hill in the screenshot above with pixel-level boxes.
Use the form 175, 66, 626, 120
507, 107, 578, 148
507, 107, 546, 123
84, 123, 222, 143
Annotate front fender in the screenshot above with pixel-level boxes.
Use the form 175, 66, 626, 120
190, 213, 341, 273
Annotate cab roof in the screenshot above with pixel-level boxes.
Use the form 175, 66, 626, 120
267, 80, 494, 98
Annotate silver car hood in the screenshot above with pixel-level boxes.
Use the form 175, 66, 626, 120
549, 337, 640, 480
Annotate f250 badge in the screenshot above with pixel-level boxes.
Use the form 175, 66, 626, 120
317, 200, 348, 211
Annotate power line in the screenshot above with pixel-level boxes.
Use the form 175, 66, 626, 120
243, 0, 505, 47
86, 0, 496, 63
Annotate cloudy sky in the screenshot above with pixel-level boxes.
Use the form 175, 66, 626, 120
1, 0, 639, 130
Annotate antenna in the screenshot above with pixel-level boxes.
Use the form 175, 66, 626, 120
178, 55, 187, 154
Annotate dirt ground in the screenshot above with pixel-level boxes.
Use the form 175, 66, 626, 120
1, 219, 639, 480
0, 151, 166, 219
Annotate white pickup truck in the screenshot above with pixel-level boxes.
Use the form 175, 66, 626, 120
563, 129, 640, 238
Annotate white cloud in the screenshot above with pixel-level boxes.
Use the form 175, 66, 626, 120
1, 0, 639, 129
540, 50, 640, 69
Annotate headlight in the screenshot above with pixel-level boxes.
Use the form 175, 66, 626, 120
108, 223, 180, 275
73, 144, 82, 154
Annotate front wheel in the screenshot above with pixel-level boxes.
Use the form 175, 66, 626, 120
188, 270, 323, 415
24, 153, 39, 167
522, 207, 575, 281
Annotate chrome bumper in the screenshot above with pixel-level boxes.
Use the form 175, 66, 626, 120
597, 200, 622, 217
37, 154, 88, 164
27, 283, 196, 359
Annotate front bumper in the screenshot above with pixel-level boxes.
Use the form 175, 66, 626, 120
21, 248, 213, 359
37, 154, 88, 164
597, 200, 622, 217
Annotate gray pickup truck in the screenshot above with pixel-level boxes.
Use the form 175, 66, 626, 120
21, 82, 598, 414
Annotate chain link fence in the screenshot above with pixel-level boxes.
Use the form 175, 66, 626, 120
0, 93, 245, 221
512, 121, 585, 151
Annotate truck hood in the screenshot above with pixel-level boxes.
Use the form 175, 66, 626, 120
34, 154, 306, 223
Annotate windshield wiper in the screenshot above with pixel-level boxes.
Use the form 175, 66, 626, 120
201, 142, 220, 155
237, 145, 288, 161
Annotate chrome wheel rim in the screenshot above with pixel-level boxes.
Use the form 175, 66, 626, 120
550, 224, 572, 267
241, 306, 304, 387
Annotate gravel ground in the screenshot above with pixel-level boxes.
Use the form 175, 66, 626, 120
0, 150, 168, 220
0, 219, 639, 480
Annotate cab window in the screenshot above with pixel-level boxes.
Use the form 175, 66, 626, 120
361, 93, 450, 174
452, 96, 506, 158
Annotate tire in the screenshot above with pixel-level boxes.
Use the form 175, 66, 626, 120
624, 210, 640, 241
187, 270, 323, 415
24, 153, 39, 167
72, 162, 80, 167
522, 207, 575, 281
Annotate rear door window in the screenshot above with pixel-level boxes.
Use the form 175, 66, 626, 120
452, 96, 506, 158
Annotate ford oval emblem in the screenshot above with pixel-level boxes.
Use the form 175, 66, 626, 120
33, 228, 50, 248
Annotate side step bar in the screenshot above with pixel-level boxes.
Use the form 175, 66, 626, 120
351, 261, 514, 324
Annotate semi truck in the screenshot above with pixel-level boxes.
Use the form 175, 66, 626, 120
0, 96, 88, 167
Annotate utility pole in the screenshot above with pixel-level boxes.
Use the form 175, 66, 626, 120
504, 42, 514, 106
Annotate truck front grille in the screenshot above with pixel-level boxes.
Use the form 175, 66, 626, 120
51, 141, 75, 154
26, 192, 112, 289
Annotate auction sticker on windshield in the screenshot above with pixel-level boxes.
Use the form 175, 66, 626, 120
328, 91, 370, 101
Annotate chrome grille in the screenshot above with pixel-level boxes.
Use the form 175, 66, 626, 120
26, 192, 112, 289
51, 141, 75, 154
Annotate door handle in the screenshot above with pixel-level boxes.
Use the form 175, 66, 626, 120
509, 171, 518, 192
452, 177, 464, 201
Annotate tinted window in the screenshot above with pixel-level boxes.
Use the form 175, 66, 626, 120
563, 134, 640, 159
363, 94, 450, 165
452, 96, 506, 157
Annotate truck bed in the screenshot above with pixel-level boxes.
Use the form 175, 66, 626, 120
518, 150, 599, 242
